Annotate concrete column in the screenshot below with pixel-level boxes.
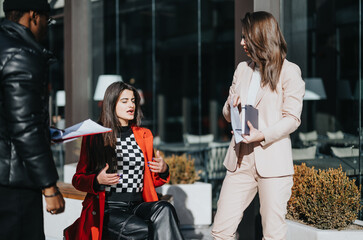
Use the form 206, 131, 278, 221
64, 0, 91, 164
254, 0, 280, 21
235, 0, 254, 67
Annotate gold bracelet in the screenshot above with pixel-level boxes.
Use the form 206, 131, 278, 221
43, 187, 60, 198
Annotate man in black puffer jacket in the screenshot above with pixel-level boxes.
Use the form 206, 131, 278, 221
0, 0, 65, 239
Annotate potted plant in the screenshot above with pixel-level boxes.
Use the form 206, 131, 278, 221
156, 153, 212, 226
286, 163, 363, 240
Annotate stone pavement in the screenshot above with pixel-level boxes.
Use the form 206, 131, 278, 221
181, 225, 213, 240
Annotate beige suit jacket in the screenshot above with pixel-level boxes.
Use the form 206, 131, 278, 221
223, 60, 305, 177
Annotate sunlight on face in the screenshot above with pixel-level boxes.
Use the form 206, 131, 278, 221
115, 89, 135, 126
240, 34, 250, 57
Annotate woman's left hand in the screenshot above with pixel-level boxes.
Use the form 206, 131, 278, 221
148, 150, 168, 173
242, 121, 265, 144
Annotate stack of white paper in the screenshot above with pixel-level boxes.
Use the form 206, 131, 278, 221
50, 119, 112, 143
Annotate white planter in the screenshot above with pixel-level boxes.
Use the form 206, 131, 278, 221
156, 182, 212, 226
287, 219, 363, 240
43, 197, 83, 240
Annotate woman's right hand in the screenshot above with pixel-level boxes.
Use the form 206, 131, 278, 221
96, 163, 120, 185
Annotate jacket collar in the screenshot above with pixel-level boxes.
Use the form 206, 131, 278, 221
0, 19, 54, 61
131, 126, 146, 153
238, 61, 278, 107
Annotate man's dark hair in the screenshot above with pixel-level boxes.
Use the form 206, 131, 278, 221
5, 10, 27, 22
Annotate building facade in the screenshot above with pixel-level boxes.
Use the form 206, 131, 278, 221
0, 0, 362, 196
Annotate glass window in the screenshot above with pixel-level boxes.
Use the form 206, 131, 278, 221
90, 0, 234, 143
283, 0, 362, 193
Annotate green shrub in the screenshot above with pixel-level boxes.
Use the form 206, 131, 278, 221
163, 153, 201, 184
287, 163, 362, 230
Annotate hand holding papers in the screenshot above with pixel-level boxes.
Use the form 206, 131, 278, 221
230, 98, 259, 144
50, 119, 112, 143
230, 99, 244, 144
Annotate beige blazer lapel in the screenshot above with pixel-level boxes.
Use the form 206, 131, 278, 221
255, 84, 269, 107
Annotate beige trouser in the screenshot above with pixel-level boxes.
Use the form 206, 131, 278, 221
211, 153, 293, 240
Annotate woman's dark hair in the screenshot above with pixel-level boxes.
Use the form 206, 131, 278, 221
241, 11, 287, 91
86, 82, 143, 173
99, 81, 143, 148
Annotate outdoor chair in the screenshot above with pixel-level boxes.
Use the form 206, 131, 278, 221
331, 146, 359, 158
203, 141, 229, 209
326, 130, 345, 140
183, 133, 214, 145
298, 130, 318, 146
292, 145, 317, 160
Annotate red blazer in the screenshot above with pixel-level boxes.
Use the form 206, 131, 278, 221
64, 126, 169, 240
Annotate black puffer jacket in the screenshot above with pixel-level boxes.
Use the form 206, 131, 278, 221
0, 19, 58, 189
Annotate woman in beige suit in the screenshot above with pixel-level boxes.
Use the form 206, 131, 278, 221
211, 11, 305, 240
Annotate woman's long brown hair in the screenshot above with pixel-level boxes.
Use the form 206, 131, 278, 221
241, 11, 287, 91
99, 82, 143, 147
86, 82, 143, 173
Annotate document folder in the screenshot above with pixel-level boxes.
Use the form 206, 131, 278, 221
50, 119, 112, 143
241, 105, 258, 135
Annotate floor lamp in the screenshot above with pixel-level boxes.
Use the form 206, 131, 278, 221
303, 78, 327, 131
94, 75, 123, 101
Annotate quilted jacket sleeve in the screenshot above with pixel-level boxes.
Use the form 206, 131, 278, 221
1, 48, 58, 188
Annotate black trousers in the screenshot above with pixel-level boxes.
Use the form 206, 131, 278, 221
0, 185, 45, 240
102, 200, 184, 240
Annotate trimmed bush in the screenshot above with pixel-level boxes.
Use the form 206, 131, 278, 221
287, 163, 362, 230
163, 154, 201, 184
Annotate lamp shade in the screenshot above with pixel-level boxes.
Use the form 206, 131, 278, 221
304, 78, 327, 100
93, 75, 123, 101
56, 90, 66, 107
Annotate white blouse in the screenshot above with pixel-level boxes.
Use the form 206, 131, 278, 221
246, 68, 261, 106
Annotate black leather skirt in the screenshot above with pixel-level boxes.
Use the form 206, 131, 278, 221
102, 200, 184, 240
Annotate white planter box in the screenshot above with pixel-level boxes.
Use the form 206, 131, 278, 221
43, 197, 82, 240
287, 219, 363, 240
156, 182, 212, 226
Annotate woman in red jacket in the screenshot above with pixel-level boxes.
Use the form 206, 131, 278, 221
64, 82, 184, 240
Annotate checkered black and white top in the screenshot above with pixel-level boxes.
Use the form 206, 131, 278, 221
105, 128, 145, 193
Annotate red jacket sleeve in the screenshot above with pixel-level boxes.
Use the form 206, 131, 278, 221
72, 136, 99, 195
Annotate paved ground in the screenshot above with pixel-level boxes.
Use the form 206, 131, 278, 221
181, 225, 213, 240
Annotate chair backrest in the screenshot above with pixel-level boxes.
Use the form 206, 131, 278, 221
299, 130, 318, 142
331, 146, 359, 158
205, 142, 229, 180
292, 145, 317, 160
183, 133, 214, 145
326, 131, 344, 140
